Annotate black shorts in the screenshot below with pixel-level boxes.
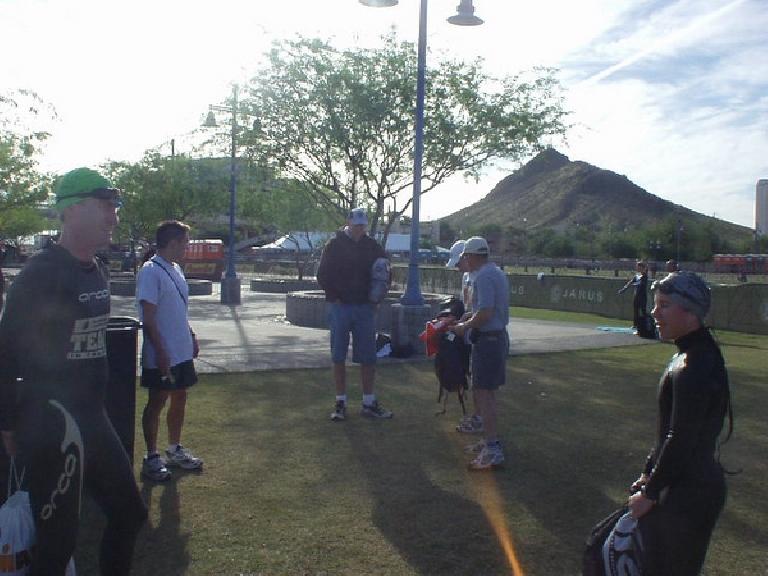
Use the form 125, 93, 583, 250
141, 359, 197, 391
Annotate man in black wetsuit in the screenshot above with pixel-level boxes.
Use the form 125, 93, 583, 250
0, 167, 147, 576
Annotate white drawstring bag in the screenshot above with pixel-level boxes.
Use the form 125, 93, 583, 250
0, 458, 34, 574
0, 458, 76, 576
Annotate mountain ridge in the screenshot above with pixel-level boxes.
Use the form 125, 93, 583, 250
442, 149, 751, 243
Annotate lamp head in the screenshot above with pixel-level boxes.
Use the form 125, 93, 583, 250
359, 0, 398, 6
447, 0, 483, 26
203, 109, 218, 128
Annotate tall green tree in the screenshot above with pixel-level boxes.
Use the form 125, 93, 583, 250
104, 153, 258, 245
238, 34, 568, 239
260, 179, 337, 279
0, 90, 56, 241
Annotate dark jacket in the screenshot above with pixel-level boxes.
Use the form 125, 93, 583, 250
316, 230, 386, 304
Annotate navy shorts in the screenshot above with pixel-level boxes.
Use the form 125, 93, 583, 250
470, 331, 508, 390
328, 302, 377, 365
141, 359, 198, 390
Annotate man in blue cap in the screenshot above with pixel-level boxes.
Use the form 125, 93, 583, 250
0, 168, 146, 575
317, 207, 393, 422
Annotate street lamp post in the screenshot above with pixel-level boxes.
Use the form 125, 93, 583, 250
204, 84, 241, 305
360, 0, 482, 305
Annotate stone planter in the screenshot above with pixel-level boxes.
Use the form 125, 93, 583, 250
250, 278, 318, 293
285, 290, 448, 332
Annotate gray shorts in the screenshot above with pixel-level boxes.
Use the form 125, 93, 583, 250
470, 331, 508, 390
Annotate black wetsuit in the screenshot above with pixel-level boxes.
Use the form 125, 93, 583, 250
0, 244, 146, 576
639, 327, 729, 575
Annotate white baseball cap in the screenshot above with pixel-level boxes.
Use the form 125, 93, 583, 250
446, 240, 466, 268
461, 236, 489, 256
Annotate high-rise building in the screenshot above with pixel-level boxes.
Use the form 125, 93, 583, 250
757, 179, 768, 237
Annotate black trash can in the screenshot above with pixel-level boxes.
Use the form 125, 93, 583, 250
106, 316, 141, 464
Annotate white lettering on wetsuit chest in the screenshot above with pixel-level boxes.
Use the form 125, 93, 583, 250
68, 313, 109, 359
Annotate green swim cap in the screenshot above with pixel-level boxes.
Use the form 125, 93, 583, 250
55, 167, 118, 209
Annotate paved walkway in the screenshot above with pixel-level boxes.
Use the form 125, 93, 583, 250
112, 290, 653, 374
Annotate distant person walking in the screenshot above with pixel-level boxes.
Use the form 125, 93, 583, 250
317, 208, 393, 421
0, 167, 146, 575
137, 220, 203, 482
618, 260, 651, 337
451, 237, 510, 470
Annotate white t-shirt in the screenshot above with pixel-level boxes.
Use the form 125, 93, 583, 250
462, 271, 475, 313
136, 255, 193, 368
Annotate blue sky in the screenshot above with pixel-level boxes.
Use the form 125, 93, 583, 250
1, 0, 765, 228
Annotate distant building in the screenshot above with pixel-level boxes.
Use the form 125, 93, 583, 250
757, 179, 768, 237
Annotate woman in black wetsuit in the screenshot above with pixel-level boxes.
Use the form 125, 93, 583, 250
627, 271, 731, 575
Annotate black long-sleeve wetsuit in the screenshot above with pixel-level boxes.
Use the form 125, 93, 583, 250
639, 326, 730, 575
0, 244, 146, 576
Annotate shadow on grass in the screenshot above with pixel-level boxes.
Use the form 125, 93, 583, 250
74, 477, 190, 574
344, 426, 510, 576
137, 479, 191, 574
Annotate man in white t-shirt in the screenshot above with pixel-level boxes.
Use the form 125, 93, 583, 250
136, 221, 202, 482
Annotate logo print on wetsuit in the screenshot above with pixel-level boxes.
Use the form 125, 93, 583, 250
41, 400, 84, 521
78, 289, 109, 303
68, 313, 108, 360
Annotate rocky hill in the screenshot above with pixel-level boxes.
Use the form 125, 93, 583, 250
442, 149, 752, 244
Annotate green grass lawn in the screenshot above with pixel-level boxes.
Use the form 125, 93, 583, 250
510, 306, 629, 327
75, 330, 768, 575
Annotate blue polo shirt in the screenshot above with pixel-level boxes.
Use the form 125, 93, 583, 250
471, 262, 509, 332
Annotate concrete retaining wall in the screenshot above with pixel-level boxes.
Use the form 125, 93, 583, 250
286, 291, 445, 331
250, 278, 318, 293
392, 266, 768, 335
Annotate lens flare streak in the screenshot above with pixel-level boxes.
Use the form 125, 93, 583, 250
473, 477, 525, 576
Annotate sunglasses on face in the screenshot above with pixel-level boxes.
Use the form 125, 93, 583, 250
69, 188, 123, 208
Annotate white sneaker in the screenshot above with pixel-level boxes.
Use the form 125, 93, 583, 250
464, 439, 486, 454
360, 401, 393, 419
165, 445, 203, 470
141, 454, 171, 482
468, 442, 505, 471
330, 400, 347, 421
456, 415, 484, 434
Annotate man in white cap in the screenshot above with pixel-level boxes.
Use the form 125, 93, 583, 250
451, 236, 509, 470
317, 207, 393, 421
446, 239, 483, 435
